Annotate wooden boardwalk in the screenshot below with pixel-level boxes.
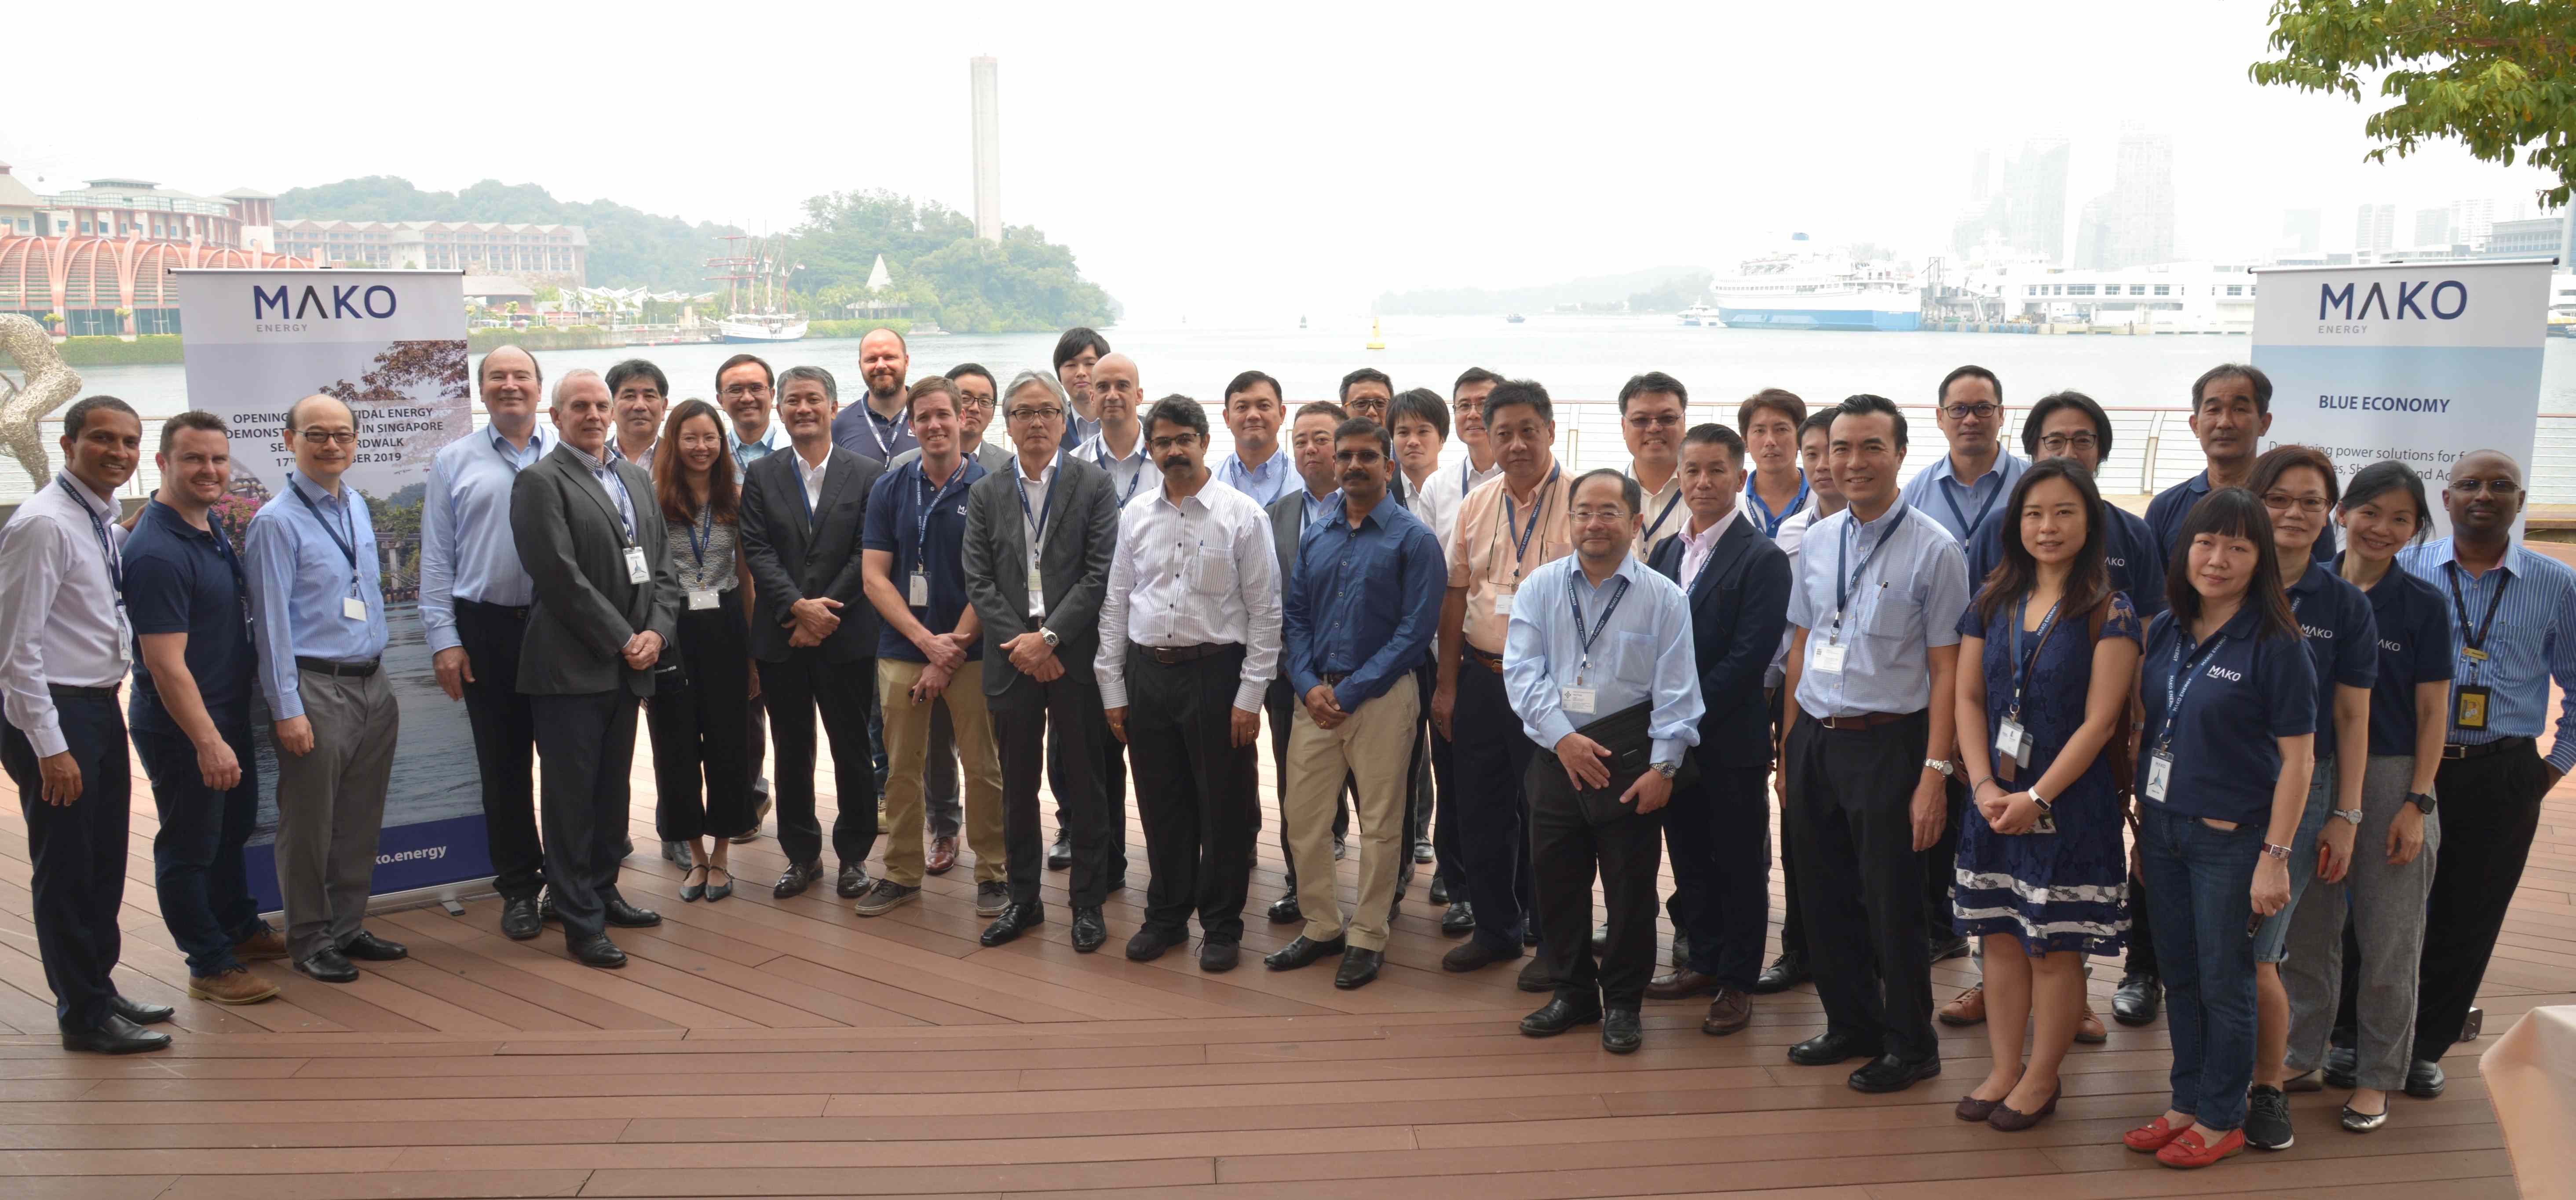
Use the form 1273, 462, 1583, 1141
2, 715, 2564, 1198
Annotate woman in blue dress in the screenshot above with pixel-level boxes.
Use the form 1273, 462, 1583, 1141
1951, 459, 2141, 1131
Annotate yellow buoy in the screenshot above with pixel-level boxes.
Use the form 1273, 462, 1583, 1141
1366, 317, 1385, 351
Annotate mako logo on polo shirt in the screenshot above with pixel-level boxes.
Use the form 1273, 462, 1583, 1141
2207, 664, 2244, 683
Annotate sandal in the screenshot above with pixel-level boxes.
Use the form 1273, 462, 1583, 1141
704, 865, 734, 902
679, 865, 709, 903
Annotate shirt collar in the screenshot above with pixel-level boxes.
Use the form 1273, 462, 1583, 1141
1231, 449, 1282, 479
1087, 427, 1147, 463
490, 423, 550, 458
1681, 505, 1738, 550
2215, 600, 2263, 642
1849, 500, 1907, 538
1016, 452, 1058, 485
290, 469, 349, 507
1934, 449, 2017, 487
2425, 536, 2530, 580
141, 496, 216, 542
609, 437, 656, 466
564, 443, 612, 474
54, 471, 114, 516
2287, 559, 2335, 599
731, 420, 788, 451
1337, 489, 1404, 527
1571, 552, 1650, 592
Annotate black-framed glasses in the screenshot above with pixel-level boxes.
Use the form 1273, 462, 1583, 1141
1007, 406, 1063, 423
1941, 403, 1999, 420
2036, 433, 2099, 454
298, 429, 358, 446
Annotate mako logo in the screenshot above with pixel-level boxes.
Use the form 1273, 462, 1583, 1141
2319, 280, 2465, 322
2206, 664, 2244, 683
252, 284, 398, 321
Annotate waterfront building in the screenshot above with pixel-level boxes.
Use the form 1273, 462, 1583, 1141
0, 166, 309, 336
1995, 260, 2258, 333
272, 220, 587, 284
2412, 208, 2453, 251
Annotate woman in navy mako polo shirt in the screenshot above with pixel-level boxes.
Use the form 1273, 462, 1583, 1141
2242, 445, 2376, 1150
2122, 487, 2317, 1170
2282, 461, 2451, 1131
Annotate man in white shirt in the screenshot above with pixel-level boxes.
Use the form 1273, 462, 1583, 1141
1619, 372, 1689, 562
1757, 403, 1847, 996
1424, 367, 1507, 529
1210, 370, 1291, 506
0, 396, 171, 1054
1098, 396, 1281, 973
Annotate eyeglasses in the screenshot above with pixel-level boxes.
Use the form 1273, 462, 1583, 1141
2036, 433, 2099, 454
1569, 507, 1633, 525
1452, 400, 1485, 416
721, 383, 771, 398
1148, 434, 1201, 452
1623, 413, 1684, 430
957, 396, 994, 412
1941, 403, 1999, 421
2452, 477, 2520, 495
298, 429, 358, 445
1006, 406, 1063, 423
2262, 492, 2329, 515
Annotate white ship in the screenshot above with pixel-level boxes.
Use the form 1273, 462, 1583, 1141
1707, 234, 1922, 332
1677, 303, 1718, 326
707, 234, 807, 343
716, 313, 809, 343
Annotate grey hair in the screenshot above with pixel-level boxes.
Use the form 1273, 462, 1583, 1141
779, 364, 839, 403
1004, 369, 1067, 409
552, 368, 605, 404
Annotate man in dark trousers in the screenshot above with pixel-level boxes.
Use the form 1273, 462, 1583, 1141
1262, 400, 1353, 925
962, 371, 1123, 951
511, 369, 680, 968
1644, 423, 1790, 1036
739, 365, 887, 901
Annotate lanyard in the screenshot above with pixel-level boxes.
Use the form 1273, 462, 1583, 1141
1744, 472, 1808, 538
596, 463, 638, 545
2159, 627, 2233, 751
866, 408, 906, 461
1943, 470, 2006, 541
492, 430, 539, 473
1636, 475, 1682, 545
1569, 572, 1632, 675
59, 478, 123, 599
912, 462, 967, 573
684, 503, 716, 570
1015, 454, 1063, 549
289, 476, 361, 587
1096, 440, 1144, 504
2444, 562, 2509, 669
1833, 506, 1908, 635
2006, 596, 2063, 718
1501, 464, 1561, 580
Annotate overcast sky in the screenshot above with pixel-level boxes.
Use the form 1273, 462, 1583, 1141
7, 0, 2561, 321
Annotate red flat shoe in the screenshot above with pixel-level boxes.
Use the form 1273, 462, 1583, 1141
2123, 1115, 2188, 1153
2155, 1126, 2245, 1169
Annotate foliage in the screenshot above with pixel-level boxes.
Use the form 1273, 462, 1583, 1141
274, 176, 748, 290
1627, 271, 1715, 313
53, 335, 185, 365
807, 318, 913, 340
2252, 0, 2576, 207
318, 339, 472, 475
786, 190, 1114, 333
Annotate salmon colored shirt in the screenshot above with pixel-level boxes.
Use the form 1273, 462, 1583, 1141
1448, 459, 1574, 657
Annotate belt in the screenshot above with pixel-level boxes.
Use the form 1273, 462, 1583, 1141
2442, 736, 2532, 761
1465, 645, 1505, 673
1809, 709, 1914, 730
296, 657, 380, 678
1320, 670, 1351, 686
1140, 642, 1234, 665
48, 684, 118, 702
455, 598, 531, 620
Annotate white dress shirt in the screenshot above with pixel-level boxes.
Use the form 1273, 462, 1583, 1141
1626, 463, 1686, 562
420, 423, 553, 654
795, 446, 831, 514
1015, 454, 1059, 617
1095, 474, 1282, 713
0, 474, 130, 757
1767, 500, 1830, 688
1079, 426, 1152, 508
1425, 452, 1503, 563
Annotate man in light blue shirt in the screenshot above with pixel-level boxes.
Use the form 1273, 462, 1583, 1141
1778, 393, 1969, 1094
420, 346, 557, 937
1210, 369, 1292, 506
1077, 353, 1151, 510
1898, 365, 2024, 546
245, 394, 404, 986
1502, 468, 1702, 1054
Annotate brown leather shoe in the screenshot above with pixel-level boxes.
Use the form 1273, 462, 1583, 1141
1702, 986, 1752, 1036
187, 966, 280, 1006
1646, 967, 1721, 1001
925, 836, 959, 876
231, 927, 290, 962
1938, 983, 1986, 1026
2075, 1002, 2108, 1044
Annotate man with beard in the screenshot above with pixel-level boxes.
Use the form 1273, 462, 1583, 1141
1262, 402, 1355, 926
1055, 327, 1111, 447
831, 327, 916, 463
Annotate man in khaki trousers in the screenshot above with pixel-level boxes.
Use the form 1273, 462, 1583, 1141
1262, 416, 1447, 989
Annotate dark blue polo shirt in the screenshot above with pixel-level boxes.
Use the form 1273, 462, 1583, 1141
2147, 469, 2335, 569
1966, 500, 2167, 621
2141, 603, 2318, 825
2287, 561, 2379, 761
862, 456, 987, 663
2338, 554, 2453, 758
121, 498, 257, 729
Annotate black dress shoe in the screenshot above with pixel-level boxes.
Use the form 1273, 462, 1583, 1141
979, 902, 1045, 947
1199, 940, 1240, 973
836, 862, 870, 898
501, 894, 543, 941
1753, 950, 1809, 994
1071, 907, 1107, 954
1927, 935, 1970, 963
296, 947, 358, 983
1440, 900, 1475, 936
1428, 876, 1450, 905
1126, 926, 1184, 962
538, 890, 558, 924
2112, 972, 2161, 1026
1601, 1008, 1643, 1054
2405, 1057, 2446, 1099
2324, 1043, 2359, 1089
1849, 1052, 1941, 1093
601, 896, 661, 929
1264, 934, 1348, 971
1266, 894, 1302, 924
1441, 936, 1521, 973
110, 995, 175, 1025
1520, 996, 1604, 1037
1334, 948, 1382, 990
342, 930, 408, 961
774, 861, 822, 899
62, 1013, 171, 1055
569, 935, 627, 969
1046, 832, 1072, 871
1787, 1029, 1882, 1066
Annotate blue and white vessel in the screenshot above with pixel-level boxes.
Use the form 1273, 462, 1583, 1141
1709, 234, 1922, 332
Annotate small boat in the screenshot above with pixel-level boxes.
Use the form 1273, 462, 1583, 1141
1678, 303, 1717, 327
1505, 312, 1525, 324
1366, 317, 1385, 350
716, 313, 808, 343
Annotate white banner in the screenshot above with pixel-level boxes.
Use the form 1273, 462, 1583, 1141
2253, 259, 2555, 538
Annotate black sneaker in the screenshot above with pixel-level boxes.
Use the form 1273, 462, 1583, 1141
974, 881, 1009, 917
2244, 1084, 2295, 1150
853, 879, 920, 917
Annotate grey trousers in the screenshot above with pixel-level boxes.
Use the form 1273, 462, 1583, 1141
2284, 754, 2441, 1091
273, 667, 398, 961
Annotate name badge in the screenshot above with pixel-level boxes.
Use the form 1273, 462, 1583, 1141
624, 546, 649, 584
909, 568, 930, 607
2455, 684, 2492, 731
1027, 568, 1044, 598
1561, 686, 1597, 715
1995, 717, 2032, 776
1811, 641, 1847, 675
2144, 750, 2174, 802
342, 596, 368, 622
114, 604, 133, 664
687, 589, 718, 611
1493, 587, 1515, 617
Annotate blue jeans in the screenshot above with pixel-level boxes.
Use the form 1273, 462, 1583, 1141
133, 704, 270, 977
2251, 762, 2334, 963
2139, 804, 2263, 1131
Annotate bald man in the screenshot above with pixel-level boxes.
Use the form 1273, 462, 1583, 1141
245, 394, 406, 984
832, 328, 916, 463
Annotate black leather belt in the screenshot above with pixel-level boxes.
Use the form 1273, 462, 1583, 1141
1320, 671, 1351, 686
1465, 645, 1505, 673
1811, 709, 1916, 731
2442, 736, 2532, 761
1142, 642, 1235, 665
48, 684, 118, 702
297, 657, 380, 678
455, 598, 531, 620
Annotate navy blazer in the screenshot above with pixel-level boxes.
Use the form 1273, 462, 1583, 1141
1649, 512, 1793, 767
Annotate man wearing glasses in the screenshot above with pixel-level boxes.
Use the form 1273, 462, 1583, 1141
1618, 372, 1689, 562
245, 395, 406, 984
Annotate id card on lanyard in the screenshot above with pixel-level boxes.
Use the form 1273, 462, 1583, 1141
290, 478, 370, 621
1493, 464, 1559, 617
2146, 628, 2231, 803
1562, 571, 1631, 715
1993, 596, 2062, 781
684, 505, 719, 609
910, 464, 964, 608
2446, 563, 2507, 731
1017, 454, 1060, 599
63, 479, 132, 662
1816, 507, 1907, 675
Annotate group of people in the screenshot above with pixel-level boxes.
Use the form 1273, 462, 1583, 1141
1, 333, 2563, 1176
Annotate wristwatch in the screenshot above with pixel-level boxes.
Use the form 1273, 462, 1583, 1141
2333, 807, 2365, 826
1038, 627, 1060, 648
1650, 761, 1679, 781
2408, 791, 2436, 814
1922, 758, 1955, 778
2262, 842, 2294, 860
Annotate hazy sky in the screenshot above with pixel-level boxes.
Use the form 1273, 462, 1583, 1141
7, 0, 2560, 321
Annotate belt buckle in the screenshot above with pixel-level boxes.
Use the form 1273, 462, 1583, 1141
2441, 744, 2467, 759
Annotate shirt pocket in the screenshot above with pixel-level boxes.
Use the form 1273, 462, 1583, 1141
1609, 630, 1656, 684
1860, 589, 1920, 643
1191, 546, 1237, 596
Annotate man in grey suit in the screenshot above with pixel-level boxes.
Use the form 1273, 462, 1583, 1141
510, 370, 681, 968
961, 371, 1124, 952
1260, 401, 1354, 925
741, 365, 888, 901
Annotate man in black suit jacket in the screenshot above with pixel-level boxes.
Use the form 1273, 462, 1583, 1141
961, 372, 1123, 951
739, 365, 888, 901
511, 371, 682, 968
1643, 423, 1791, 1033
1259, 403, 1356, 925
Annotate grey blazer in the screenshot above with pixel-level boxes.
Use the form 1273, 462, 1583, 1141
961, 452, 1120, 706
1266, 490, 1332, 680
510, 445, 680, 698
738, 445, 887, 664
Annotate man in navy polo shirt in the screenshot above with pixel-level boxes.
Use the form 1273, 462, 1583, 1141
124, 412, 283, 1007
2147, 364, 2333, 565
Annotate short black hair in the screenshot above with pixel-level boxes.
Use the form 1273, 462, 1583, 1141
1334, 416, 1391, 459
1569, 467, 1640, 514
1483, 379, 1553, 427
1617, 371, 1689, 413
1338, 367, 1394, 404
1224, 369, 1283, 407
1452, 366, 1506, 398
1388, 388, 1449, 439
2192, 362, 2273, 416
1798, 405, 1840, 441
2342, 460, 2434, 544
778, 365, 837, 402
159, 410, 227, 454
1294, 400, 1348, 427
2250, 443, 2341, 507
1738, 388, 1807, 435
948, 362, 998, 395
2022, 390, 2113, 458
1833, 393, 1907, 452
62, 394, 139, 439
1937, 364, 2001, 406
1052, 327, 1111, 371
2167, 486, 2298, 641
1682, 422, 1745, 464
1144, 394, 1209, 443
477, 346, 542, 389
604, 358, 669, 399
715, 353, 773, 392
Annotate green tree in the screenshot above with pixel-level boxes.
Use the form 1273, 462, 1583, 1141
2252, 0, 2576, 206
